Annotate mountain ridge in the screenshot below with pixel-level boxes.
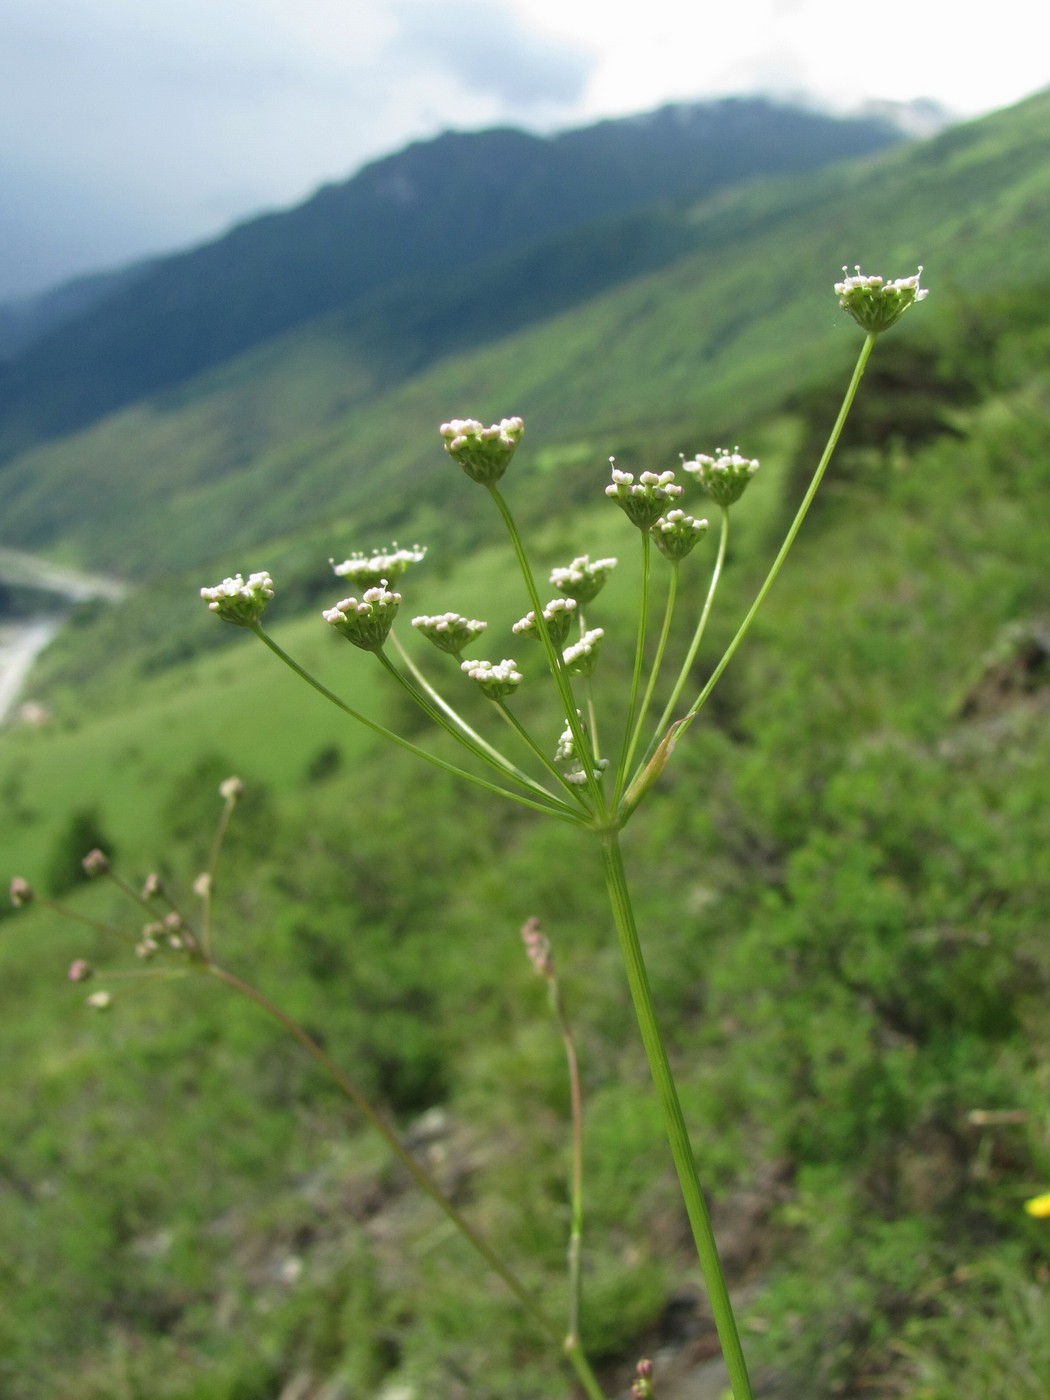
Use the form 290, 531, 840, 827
0, 97, 902, 455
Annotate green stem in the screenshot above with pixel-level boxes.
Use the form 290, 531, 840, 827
651, 508, 729, 744
199, 793, 237, 957
680, 332, 877, 735
39, 896, 138, 949
251, 626, 574, 822
376, 648, 570, 813
549, 974, 585, 1350
493, 700, 591, 807
620, 555, 677, 789
614, 532, 652, 803
598, 829, 754, 1400
209, 962, 608, 1400
387, 631, 545, 792
486, 485, 606, 818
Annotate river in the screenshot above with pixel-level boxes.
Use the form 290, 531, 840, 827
0, 547, 127, 726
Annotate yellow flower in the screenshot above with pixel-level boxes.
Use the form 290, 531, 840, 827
1023, 1192, 1050, 1218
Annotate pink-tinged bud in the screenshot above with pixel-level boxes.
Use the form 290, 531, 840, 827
81, 849, 109, 877
141, 873, 162, 899
9, 876, 34, 908
68, 959, 93, 982
631, 1357, 654, 1397
521, 916, 554, 978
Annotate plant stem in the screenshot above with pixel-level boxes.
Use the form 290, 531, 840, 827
387, 631, 549, 795
680, 332, 877, 735
375, 647, 571, 812
620, 553, 676, 789
493, 700, 591, 807
614, 532, 652, 804
251, 626, 575, 822
208, 961, 608, 1400
549, 974, 585, 1350
598, 828, 754, 1400
650, 508, 729, 745
199, 792, 237, 957
486, 485, 606, 818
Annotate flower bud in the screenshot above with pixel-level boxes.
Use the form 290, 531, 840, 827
512, 599, 576, 648
219, 776, 244, 801
331, 543, 426, 588
521, 917, 554, 978
651, 509, 708, 560
605, 462, 682, 529
834, 265, 928, 335
562, 628, 604, 677
68, 959, 93, 982
460, 658, 523, 699
323, 586, 401, 651
85, 990, 112, 1010
412, 612, 487, 656
555, 714, 608, 785
549, 555, 617, 605
9, 876, 33, 908
681, 448, 759, 508
81, 849, 109, 878
200, 571, 274, 626
439, 417, 524, 484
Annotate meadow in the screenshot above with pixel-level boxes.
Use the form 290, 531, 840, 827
2, 92, 1050, 1400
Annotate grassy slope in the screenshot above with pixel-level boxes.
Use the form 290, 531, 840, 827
1, 90, 1050, 1400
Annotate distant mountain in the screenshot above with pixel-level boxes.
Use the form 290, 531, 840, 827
0, 261, 157, 363
0, 98, 901, 456
3, 86, 1049, 582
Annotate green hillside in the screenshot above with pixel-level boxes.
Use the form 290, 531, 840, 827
1, 89, 1049, 1400
0, 99, 899, 452
0, 90, 1047, 586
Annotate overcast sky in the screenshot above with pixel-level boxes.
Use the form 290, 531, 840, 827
2, 0, 1048, 303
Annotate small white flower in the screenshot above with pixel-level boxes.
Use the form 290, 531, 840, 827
835, 265, 928, 334
200, 571, 275, 626
460, 658, 523, 699
331, 544, 426, 587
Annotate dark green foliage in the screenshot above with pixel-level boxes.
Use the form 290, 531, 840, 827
44, 806, 115, 894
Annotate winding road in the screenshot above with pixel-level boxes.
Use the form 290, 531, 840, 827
0, 547, 127, 725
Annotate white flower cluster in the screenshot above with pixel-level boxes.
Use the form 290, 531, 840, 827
562, 628, 604, 677
322, 586, 401, 651
549, 555, 617, 605
651, 509, 708, 561
605, 463, 683, 529
411, 612, 487, 655
513, 598, 577, 647
332, 544, 426, 587
834, 265, 928, 334
681, 449, 759, 508
554, 714, 608, 785
460, 657, 523, 699
200, 571, 275, 626
439, 416, 525, 484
